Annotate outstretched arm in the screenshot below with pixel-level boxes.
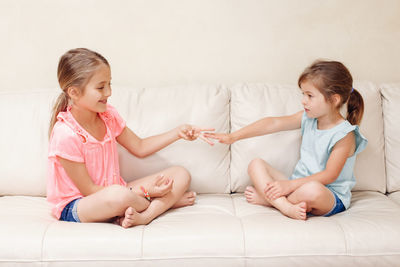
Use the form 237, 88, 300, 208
204, 110, 303, 144
116, 125, 214, 158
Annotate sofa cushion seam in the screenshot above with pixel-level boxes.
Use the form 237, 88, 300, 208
40, 220, 55, 262
231, 195, 246, 263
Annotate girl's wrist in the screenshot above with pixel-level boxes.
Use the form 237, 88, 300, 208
230, 132, 238, 143
290, 179, 301, 192
174, 126, 182, 140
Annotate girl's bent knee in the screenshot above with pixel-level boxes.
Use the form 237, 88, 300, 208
300, 181, 325, 202
174, 166, 191, 181
248, 158, 266, 174
104, 185, 132, 210
170, 166, 191, 189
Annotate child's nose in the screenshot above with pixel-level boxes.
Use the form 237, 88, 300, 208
104, 86, 112, 97
301, 96, 307, 105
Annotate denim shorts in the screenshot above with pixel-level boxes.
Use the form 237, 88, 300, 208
60, 198, 81, 222
323, 191, 346, 217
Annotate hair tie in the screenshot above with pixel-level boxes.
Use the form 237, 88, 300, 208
351, 87, 355, 93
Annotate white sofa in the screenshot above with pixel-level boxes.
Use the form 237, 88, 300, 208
1, 82, 400, 266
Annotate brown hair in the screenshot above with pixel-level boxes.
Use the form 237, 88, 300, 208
298, 60, 364, 125
48, 48, 109, 138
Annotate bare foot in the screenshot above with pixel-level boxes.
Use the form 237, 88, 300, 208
245, 186, 271, 206
119, 207, 148, 228
172, 191, 196, 209
281, 202, 307, 220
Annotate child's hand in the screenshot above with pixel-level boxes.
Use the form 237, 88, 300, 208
203, 132, 234, 145
178, 124, 215, 146
148, 174, 174, 198
264, 180, 294, 200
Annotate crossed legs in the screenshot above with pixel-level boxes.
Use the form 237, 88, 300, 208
245, 158, 335, 220
76, 166, 195, 227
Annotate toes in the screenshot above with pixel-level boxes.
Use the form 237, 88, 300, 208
187, 191, 196, 198
299, 202, 307, 211
125, 207, 134, 216
245, 186, 254, 193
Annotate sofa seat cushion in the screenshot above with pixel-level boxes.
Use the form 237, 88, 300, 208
1, 193, 400, 266
388, 191, 400, 206
0, 196, 54, 265
42, 194, 244, 264
233, 191, 400, 264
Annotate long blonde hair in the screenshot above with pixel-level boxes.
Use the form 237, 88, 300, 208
48, 48, 109, 138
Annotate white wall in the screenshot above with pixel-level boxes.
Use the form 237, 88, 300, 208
0, 0, 399, 92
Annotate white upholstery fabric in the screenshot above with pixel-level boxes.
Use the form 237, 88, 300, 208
2, 192, 400, 265
0, 83, 398, 266
229, 83, 302, 192
112, 86, 231, 194
0, 196, 53, 264
0, 90, 58, 196
0, 86, 230, 196
388, 191, 400, 206
230, 82, 386, 193
381, 83, 400, 193
233, 191, 400, 258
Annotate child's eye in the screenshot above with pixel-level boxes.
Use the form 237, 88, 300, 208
97, 87, 104, 90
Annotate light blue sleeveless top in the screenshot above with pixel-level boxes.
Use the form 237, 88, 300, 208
289, 112, 368, 209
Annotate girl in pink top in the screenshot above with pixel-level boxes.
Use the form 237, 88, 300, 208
48, 48, 214, 228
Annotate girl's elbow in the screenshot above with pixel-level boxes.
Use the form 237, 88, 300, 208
326, 177, 338, 185
324, 172, 339, 184
135, 152, 147, 159
129, 148, 147, 158
80, 187, 96, 197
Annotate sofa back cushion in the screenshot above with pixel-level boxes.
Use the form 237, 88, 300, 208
113, 86, 231, 194
0, 90, 58, 196
381, 83, 400, 193
0, 86, 230, 196
229, 82, 386, 193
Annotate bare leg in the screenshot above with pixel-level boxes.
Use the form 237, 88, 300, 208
287, 181, 336, 215
118, 187, 196, 229
77, 184, 150, 223
247, 158, 307, 220
124, 166, 192, 226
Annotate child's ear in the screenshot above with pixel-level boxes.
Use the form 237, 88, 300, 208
67, 86, 80, 100
332, 94, 341, 108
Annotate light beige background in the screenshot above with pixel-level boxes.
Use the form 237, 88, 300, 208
0, 0, 399, 92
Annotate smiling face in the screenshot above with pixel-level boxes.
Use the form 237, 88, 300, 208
300, 80, 334, 119
72, 64, 112, 113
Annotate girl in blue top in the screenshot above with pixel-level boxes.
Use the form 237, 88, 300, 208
206, 60, 367, 220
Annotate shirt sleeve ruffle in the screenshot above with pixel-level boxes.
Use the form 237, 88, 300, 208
48, 122, 85, 163
328, 124, 368, 155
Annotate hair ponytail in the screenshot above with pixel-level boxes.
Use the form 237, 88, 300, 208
298, 60, 365, 126
48, 92, 69, 138
346, 88, 364, 125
